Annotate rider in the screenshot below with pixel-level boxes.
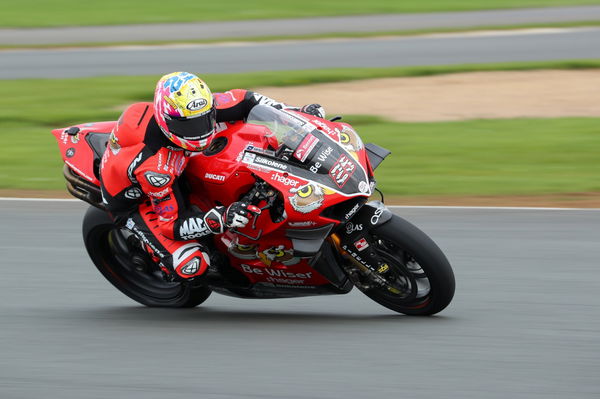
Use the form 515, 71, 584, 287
100, 71, 325, 281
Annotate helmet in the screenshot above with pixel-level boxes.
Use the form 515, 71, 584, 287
153, 72, 215, 151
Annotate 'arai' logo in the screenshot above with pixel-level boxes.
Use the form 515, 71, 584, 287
186, 98, 208, 111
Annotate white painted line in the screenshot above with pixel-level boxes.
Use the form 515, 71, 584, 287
0, 197, 79, 202
419, 27, 600, 40
0, 197, 598, 210
7, 26, 597, 53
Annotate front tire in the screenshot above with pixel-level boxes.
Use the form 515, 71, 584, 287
356, 214, 455, 315
82, 206, 212, 307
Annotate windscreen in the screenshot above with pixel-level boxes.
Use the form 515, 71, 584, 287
247, 105, 313, 152
245, 105, 371, 197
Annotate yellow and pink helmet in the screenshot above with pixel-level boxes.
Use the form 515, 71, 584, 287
153, 72, 215, 151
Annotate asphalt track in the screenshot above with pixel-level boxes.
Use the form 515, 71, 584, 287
0, 199, 598, 399
2, 6, 600, 46
2, 27, 600, 79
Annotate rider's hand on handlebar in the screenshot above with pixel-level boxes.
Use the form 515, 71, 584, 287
225, 202, 262, 229
300, 104, 326, 119
203, 202, 262, 233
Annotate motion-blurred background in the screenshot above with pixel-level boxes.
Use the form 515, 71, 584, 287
1, 0, 599, 206
1, 2, 600, 399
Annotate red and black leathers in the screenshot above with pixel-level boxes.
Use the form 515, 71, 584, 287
100, 89, 291, 280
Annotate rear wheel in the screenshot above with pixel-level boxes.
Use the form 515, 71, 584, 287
353, 215, 455, 315
82, 206, 211, 307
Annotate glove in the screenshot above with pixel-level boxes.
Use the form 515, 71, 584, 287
300, 103, 325, 119
203, 202, 262, 233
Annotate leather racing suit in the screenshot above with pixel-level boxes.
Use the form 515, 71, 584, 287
100, 90, 299, 280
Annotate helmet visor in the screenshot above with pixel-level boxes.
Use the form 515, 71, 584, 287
165, 108, 216, 139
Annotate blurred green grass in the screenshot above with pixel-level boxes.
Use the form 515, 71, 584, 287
2, 117, 598, 195
348, 117, 600, 196
1, 62, 598, 194
2, 0, 600, 27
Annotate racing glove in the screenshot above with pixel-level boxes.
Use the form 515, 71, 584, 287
203, 202, 262, 234
300, 103, 326, 119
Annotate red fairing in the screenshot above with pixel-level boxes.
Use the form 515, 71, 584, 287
51, 121, 116, 185
183, 111, 372, 288
53, 108, 372, 290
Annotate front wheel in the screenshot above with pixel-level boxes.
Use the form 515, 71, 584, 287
354, 215, 455, 315
82, 206, 212, 307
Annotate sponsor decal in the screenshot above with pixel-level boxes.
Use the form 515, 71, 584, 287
369, 181, 376, 192
152, 194, 171, 204
155, 204, 174, 216
371, 207, 385, 225
127, 153, 144, 183
293, 133, 319, 162
108, 132, 120, 155
124, 187, 143, 200
241, 264, 311, 280
214, 91, 236, 105
378, 264, 390, 274
180, 258, 200, 275
65, 148, 75, 158
204, 172, 226, 182
179, 217, 209, 240
228, 242, 258, 260
344, 203, 361, 221
309, 162, 322, 174
246, 145, 275, 157
288, 220, 317, 227
289, 183, 325, 214
329, 154, 356, 188
258, 245, 299, 266
203, 208, 224, 234
342, 244, 374, 269
309, 145, 333, 173
358, 181, 370, 194
126, 218, 163, 257
60, 130, 69, 144
205, 217, 221, 232
345, 222, 363, 234
145, 171, 171, 187
313, 120, 339, 140
317, 146, 333, 162
126, 218, 135, 229
271, 172, 300, 187
70, 134, 80, 144
254, 156, 288, 171
242, 152, 256, 164
186, 98, 207, 111
147, 188, 169, 198
339, 125, 364, 153
354, 238, 369, 252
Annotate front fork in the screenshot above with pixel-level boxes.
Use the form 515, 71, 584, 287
330, 201, 398, 291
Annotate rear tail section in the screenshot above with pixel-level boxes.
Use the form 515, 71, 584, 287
51, 122, 116, 209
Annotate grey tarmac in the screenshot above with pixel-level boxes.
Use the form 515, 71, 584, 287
2, 27, 600, 79
2, 6, 600, 46
0, 200, 598, 398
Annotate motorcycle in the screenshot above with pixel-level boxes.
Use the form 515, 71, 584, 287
52, 104, 455, 315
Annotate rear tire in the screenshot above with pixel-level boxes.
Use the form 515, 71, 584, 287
82, 206, 212, 307
356, 214, 455, 315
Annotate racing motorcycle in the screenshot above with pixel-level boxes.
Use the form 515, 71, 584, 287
52, 105, 455, 315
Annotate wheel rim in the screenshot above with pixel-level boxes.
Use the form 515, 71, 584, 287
368, 235, 433, 309
95, 227, 189, 302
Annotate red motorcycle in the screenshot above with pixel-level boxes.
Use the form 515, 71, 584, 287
52, 105, 455, 315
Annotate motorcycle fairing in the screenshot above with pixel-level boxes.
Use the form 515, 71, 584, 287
51, 122, 116, 185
